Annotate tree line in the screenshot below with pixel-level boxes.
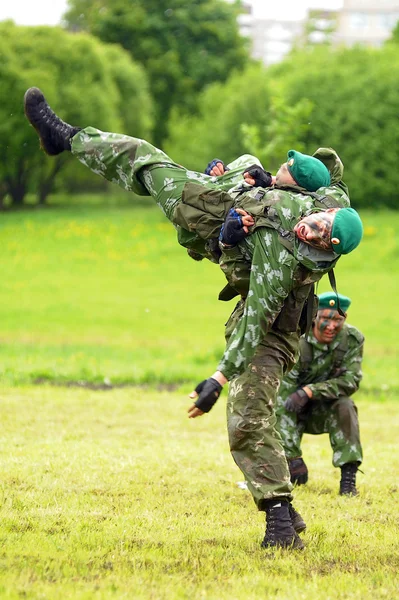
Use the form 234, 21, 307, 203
1, 0, 399, 208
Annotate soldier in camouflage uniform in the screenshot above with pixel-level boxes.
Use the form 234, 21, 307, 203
24, 87, 364, 550
275, 292, 364, 496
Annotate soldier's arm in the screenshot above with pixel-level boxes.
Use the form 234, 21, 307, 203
278, 363, 302, 402
306, 333, 364, 401
217, 228, 296, 380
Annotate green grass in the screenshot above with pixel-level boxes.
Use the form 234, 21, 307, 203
0, 196, 398, 597
0, 385, 398, 599
0, 197, 398, 394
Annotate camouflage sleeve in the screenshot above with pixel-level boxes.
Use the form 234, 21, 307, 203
218, 245, 251, 299
307, 336, 364, 401
217, 229, 296, 380
278, 363, 302, 402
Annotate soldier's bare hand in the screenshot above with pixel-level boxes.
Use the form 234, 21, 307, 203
205, 159, 227, 176
188, 403, 205, 418
235, 208, 255, 233
210, 162, 225, 177
243, 172, 256, 186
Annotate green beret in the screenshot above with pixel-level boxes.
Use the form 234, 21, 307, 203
287, 149, 331, 192
331, 208, 363, 255
318, 292, 351, 313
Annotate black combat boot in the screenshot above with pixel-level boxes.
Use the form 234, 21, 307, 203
261, 499, 304, 550
24, 87, 81, 155
339, 462, 359, 496
289, 503, 307, 533
288, 457, 308, 485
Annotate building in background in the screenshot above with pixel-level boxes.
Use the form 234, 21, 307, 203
305, 9, 339, 45
227, 1, 399, 65
335, 0, 399, 47
227, 1, 304, 65
252, 19, 304, 65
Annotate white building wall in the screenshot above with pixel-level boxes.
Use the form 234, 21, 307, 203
335, 0, 399, 47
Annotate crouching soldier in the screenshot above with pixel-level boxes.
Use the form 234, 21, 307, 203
276, 292, 364, 495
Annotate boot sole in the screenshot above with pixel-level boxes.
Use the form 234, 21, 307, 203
24, 87, 63, 156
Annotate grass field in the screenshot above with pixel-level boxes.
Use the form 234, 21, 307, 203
0, 196, 398, 598
0, 197, 398, 392
0, 385, 398, 599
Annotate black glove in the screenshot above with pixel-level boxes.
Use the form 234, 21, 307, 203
243, 164, 272, 188
205, 158, 229, 176
194, 377, 223, 413
284, 388, 310, 413
219, 209, 246, 246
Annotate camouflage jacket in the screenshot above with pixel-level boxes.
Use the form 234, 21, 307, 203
277, 324, 364, 402
218, 148, 350, 299
217, 180, 350, 380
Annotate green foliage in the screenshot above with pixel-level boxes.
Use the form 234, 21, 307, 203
164, 64, 272, 170
0, 22, 152, 205
302, 9, 338, 47
0, 384, 398, 597
241, 94, 314, 171
0, 197, 397, 395
64, 0, 250, 144
268, 44, 399, 208
387, 18, 399, 43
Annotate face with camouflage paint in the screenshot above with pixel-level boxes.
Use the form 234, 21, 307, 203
313, 308, 346, 344
294, 208, 339, 251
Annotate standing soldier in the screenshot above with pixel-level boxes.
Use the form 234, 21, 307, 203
276, 292, 364, 495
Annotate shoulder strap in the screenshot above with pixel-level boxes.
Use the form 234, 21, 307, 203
304, 284, 315, 336
328, 270, 346, 317
298, 336, 314, 374
304, 191, 341, 209
332, 327, 349, 370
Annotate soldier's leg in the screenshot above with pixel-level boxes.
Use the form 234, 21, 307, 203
327, 396, 362, 495
326, 396, 363, 468
226, 333, 304, 548
275, 402, 308, 485
304, 397, 362, 494
275, 403, 306, 460
71, 128, 194, 204
227, 344, 292, 505
24, 88, 248, 217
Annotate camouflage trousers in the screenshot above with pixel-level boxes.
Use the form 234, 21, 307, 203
275, 396, 363, 467
226, 304, 299, 508
71, 127, 259, 221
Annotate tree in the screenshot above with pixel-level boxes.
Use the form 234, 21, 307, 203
268, 45, 399, 208
240, 95, 314, 171
163, 64, 272, 171
0, 22, 152, 206
63, 0, 250, 144
387, 19, 399, 44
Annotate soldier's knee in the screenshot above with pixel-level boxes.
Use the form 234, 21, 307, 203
334, 398, 360, 440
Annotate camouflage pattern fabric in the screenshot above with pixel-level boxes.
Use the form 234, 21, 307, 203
70, 127, 355, 503
275, 325, 364, 467
71, 127, 261, 218
71, 128, 263, 261
227, 330, 299, 507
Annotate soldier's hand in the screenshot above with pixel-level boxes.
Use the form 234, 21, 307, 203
243, 165, 273, 188
205, 159, 229, 177
188, 377, 223, 416
220, 208, 252, 246
284, 388, 310, 413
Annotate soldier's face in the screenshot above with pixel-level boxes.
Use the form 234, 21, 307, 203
275, 163, 297, 187
294, 209, 339, 251
313, 309, 346, 344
